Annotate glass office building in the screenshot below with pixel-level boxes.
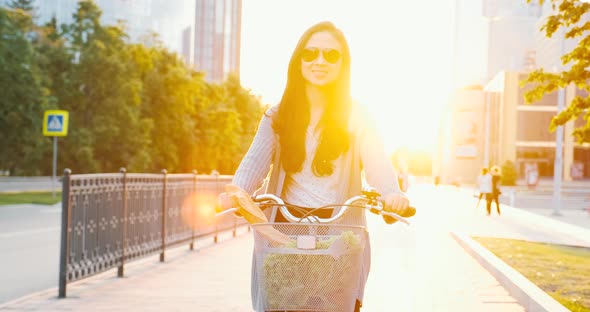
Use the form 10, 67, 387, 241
193, 0, 241, 81
482, 0, 542, 81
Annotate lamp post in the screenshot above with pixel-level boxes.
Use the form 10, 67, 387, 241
484, 91, 491, 169
552, 33, 565, 217
553, 89, 564, 216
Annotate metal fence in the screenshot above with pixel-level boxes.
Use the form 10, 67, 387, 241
58, 168, 245, 297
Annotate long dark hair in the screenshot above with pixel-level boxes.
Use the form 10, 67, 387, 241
272, 21, 352, 176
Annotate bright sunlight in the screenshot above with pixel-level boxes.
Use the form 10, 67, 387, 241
240, 0, 456, 155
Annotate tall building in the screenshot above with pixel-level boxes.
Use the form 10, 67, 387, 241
438, 88, 488, 184
485, 71, 590, 180
440, 1, 590, 183
451, 0, 543, 87
193, 0, 241, 82
441, 69, 590, 184
483, 0, 542, 80
451, 0, 487, 88
1, 0, 196, 67
482, 0, 542, 18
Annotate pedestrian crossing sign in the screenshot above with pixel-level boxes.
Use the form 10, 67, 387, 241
43, 110, 69, 136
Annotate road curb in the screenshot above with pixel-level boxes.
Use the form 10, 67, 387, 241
450, 231, 569, 312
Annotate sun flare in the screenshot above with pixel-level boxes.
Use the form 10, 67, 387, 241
182, 191, 219, 229
241, 0, 455, 157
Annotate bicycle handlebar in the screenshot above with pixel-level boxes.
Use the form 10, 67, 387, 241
216, 187, 416, 224
253, 193, 415, 225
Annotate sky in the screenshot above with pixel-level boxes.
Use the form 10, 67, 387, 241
239, 0, 459, 154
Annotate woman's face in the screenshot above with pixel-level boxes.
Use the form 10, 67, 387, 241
300, 31, 343, 87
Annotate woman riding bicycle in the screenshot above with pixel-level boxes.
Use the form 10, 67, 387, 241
223, 21, 410, 312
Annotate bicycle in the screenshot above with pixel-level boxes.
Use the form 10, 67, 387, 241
218, 186, 416, 312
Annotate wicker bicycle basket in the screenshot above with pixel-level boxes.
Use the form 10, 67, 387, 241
252, 223, 368, 312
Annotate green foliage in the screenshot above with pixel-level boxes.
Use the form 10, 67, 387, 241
0, 7, 47, 175
524, 0, 590, 143
500, 160, 517, 186
7, 0, 35, 11
138, 42, 199, 172
0, 1, 265, 175
7, 0, 35, 30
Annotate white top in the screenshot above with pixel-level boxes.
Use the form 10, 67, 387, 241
282, 125, 345, 207
478, 173, 492, 193
232, 105, 400, 199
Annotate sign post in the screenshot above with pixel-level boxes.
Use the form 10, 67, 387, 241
43, 110, 69, 198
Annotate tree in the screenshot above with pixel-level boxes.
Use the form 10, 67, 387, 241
0, 7, 46, 175
191, 81, 241, 174
7, 0, 35, 31
30, 16, 75, 175
136, 42, 201, 173
0, 0, 266, 175
500, 160, 517, 186
524, 0, 590, 142
222, 74, 266, 172
7, 0, 35, 11
58, 0, 152, 173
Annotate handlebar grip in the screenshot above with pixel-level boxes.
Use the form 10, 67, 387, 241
402, 206, 416, 217
382, 206, 416, 225
377, 198, 416, 218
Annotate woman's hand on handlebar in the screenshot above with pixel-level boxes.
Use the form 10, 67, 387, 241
382, 192, 410, 224
218, 192, 243, 217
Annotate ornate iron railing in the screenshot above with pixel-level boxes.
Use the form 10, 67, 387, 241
58, 168, 244, 297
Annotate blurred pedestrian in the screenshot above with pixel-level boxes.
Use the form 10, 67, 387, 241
490, 165, 501, 215
476, 167, 492, 215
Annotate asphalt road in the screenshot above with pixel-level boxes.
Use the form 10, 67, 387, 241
0, 203, 61, 303
0, 177, 61, 193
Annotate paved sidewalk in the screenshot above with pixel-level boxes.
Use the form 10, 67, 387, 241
513, 207, 590, 230
0, 223, 523, 312
462, 184, 590, 229
454, 187, 590, 248
1, 185, 528, 312
364, 210, 524, 312
1, 230, 253, 312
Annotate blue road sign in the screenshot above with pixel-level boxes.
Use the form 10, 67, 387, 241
43, 110, 69, 136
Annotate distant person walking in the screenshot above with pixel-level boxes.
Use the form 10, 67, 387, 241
490, 165, 502, 215
476, 167, 493, 215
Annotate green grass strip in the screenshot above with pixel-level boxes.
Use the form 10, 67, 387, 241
0, 192, 62, 205
474, 236, 590, 312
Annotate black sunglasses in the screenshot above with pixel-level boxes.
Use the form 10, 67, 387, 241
301, 48, 341, 64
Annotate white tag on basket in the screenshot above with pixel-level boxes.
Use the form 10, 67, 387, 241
327, 237, 347, 260
297, 235, 316, 250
